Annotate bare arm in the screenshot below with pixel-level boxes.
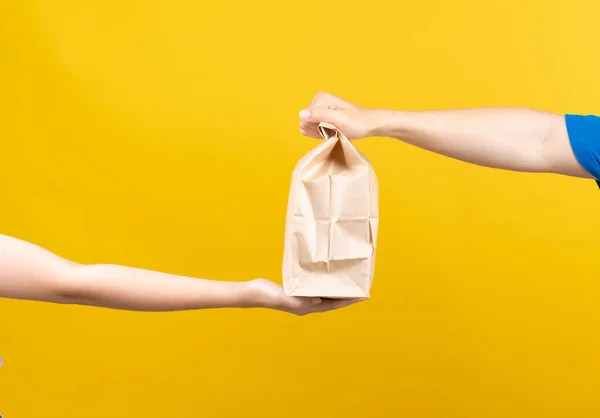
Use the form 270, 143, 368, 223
371, 108, 590, 178
0, 234, 360, 314
299, 93, 592, 179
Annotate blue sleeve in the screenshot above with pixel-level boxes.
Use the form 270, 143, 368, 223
565, 114, 600, 188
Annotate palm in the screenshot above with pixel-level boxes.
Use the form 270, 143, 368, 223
249, 279, 365, 316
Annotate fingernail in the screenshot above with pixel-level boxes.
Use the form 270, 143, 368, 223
299, 109, 310, 120
312, 298, 322, 305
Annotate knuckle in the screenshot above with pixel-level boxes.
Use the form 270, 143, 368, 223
312, 92, 328, 105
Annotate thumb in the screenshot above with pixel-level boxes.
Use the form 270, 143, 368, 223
299, 107, 341, 125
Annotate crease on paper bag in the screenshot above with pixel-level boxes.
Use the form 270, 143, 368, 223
282, 122, 379, 298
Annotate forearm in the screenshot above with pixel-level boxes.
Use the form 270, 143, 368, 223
369, 108, 591, 178
62, 265, 251, 311
0, 234, 253, 312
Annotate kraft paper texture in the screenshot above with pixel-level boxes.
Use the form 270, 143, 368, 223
283, 122, 379, 298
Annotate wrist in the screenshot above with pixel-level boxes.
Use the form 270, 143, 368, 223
239, 279, 274, 309
209, 280, 257, 309
365, 108, 409, 138
235, 281, 259, 308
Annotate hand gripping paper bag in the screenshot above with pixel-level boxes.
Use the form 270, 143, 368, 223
283, 122, 379, 298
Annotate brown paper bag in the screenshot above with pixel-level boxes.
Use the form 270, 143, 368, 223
282, 122, 379, 298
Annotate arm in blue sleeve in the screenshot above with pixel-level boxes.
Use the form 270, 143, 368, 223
565, 114, 600, 187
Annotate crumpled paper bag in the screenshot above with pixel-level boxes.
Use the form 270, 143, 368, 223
282, 122, 379, 298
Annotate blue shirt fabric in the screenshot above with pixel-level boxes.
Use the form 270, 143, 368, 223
565, 114, 600, 187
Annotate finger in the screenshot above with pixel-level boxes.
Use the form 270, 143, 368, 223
310, 92, 346, 108
310, 92, 326, 105
284, 296, 321, 310
308, 297, 366, 313
299, 121, 321, 138
299, 125, 321, 138
298, 107, 340, 125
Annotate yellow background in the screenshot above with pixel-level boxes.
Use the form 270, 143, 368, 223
2, 1, 600, 417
